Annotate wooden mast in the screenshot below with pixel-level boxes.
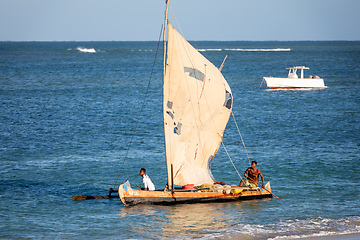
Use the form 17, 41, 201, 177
163, 0, 172, 190
163, 0, 169, 78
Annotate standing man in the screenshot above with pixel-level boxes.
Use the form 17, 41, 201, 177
240, 161, 265, 189
139, 168, 155, 191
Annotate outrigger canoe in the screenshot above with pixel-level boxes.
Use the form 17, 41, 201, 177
115, 0, 276, 206
119, 181, 272, 206
72, 1, 277, 205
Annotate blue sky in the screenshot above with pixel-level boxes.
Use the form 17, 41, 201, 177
1, 0, 359, 41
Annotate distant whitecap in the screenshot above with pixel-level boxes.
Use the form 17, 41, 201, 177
197, 48, 222, 52
226, 48, 291, 52
196, 48, 291, 52
77, 47, 96, 53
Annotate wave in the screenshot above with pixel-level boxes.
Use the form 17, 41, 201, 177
68, 48, 291, 53
76, 47, 96, 53
131, 49, 155, 52
200, 216, 360, 240
197, 48, 223, 52
197, 48, 291, 52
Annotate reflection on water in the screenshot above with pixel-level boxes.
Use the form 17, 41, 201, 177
117, 202, 360, 239
161, 204, 231, 237
118, 200, 271, 239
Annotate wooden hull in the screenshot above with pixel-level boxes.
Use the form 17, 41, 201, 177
118, 181, 273, 206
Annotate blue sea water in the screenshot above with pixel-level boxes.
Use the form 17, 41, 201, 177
0, 41, 359, 239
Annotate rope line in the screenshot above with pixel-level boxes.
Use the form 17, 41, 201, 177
259, 77, 265, 89
169, 4, 185, 38
113, 24, 164, 189
221, 140, 243, 181
231, 111, 251, 166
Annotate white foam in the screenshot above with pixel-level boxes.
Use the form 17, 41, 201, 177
226, 48, 291, 52
202, 216, 360, 240
267, 217, 360, 240
197, 48, 291, 52
270, 230, 360, 239
77, 47, 96, 53
197, 48, 222, 52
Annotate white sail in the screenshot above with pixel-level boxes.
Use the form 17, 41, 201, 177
163, 23, 233, 187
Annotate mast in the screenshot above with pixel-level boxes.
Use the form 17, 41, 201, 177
163, 0, 169, 79
163, 0, 172, 190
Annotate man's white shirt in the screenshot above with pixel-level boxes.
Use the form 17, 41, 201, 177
142, 174, 155, 190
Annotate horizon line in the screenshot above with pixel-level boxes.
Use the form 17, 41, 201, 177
1, 40, 359, 43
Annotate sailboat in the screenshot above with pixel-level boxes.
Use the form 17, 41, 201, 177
117, 0, 273, 206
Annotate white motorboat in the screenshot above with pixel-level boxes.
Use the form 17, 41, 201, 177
263, 66, 327, 89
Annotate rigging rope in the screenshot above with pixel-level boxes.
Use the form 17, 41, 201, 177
231, 111, 251, 166
221, 140, 243, 181
222, 111, 254, 186
113, 24, 164, 189
169, 4, 185, 38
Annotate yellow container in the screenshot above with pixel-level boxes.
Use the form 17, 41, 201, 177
230, 185, 243, 195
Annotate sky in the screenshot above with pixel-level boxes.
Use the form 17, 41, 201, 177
0, 0, 359, 41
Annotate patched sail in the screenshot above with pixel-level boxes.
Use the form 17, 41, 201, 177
163, 23, 233, 187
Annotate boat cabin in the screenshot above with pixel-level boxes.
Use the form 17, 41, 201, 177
286, 66, 309, 79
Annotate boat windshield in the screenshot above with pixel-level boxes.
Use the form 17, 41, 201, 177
287, 68, 298, 78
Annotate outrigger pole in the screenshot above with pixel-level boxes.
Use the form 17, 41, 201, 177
72, 188, 118, 200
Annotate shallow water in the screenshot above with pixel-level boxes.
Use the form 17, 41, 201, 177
0, 41, 359, 239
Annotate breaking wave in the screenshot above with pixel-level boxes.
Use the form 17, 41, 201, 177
197, 48, 291, 52
197, 48, 223, 52
76, 47, 96, 53
199, 216, 360, 240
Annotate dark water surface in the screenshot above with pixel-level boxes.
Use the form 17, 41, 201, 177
1, 41, 359, 239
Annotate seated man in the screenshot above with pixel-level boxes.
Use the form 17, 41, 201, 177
240, 161, 265, 188
139, 168, 155, 191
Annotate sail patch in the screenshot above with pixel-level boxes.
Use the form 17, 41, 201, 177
174, 122, 182, 135
184, 67, 205, 82
207, 155, 214, 164
167, 111, 174, 119
224, 90, 232, 109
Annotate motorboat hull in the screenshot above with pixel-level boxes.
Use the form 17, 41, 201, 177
264, 77, 327, 89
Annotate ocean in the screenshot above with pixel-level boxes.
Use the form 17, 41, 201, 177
0, 41, 359, 239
